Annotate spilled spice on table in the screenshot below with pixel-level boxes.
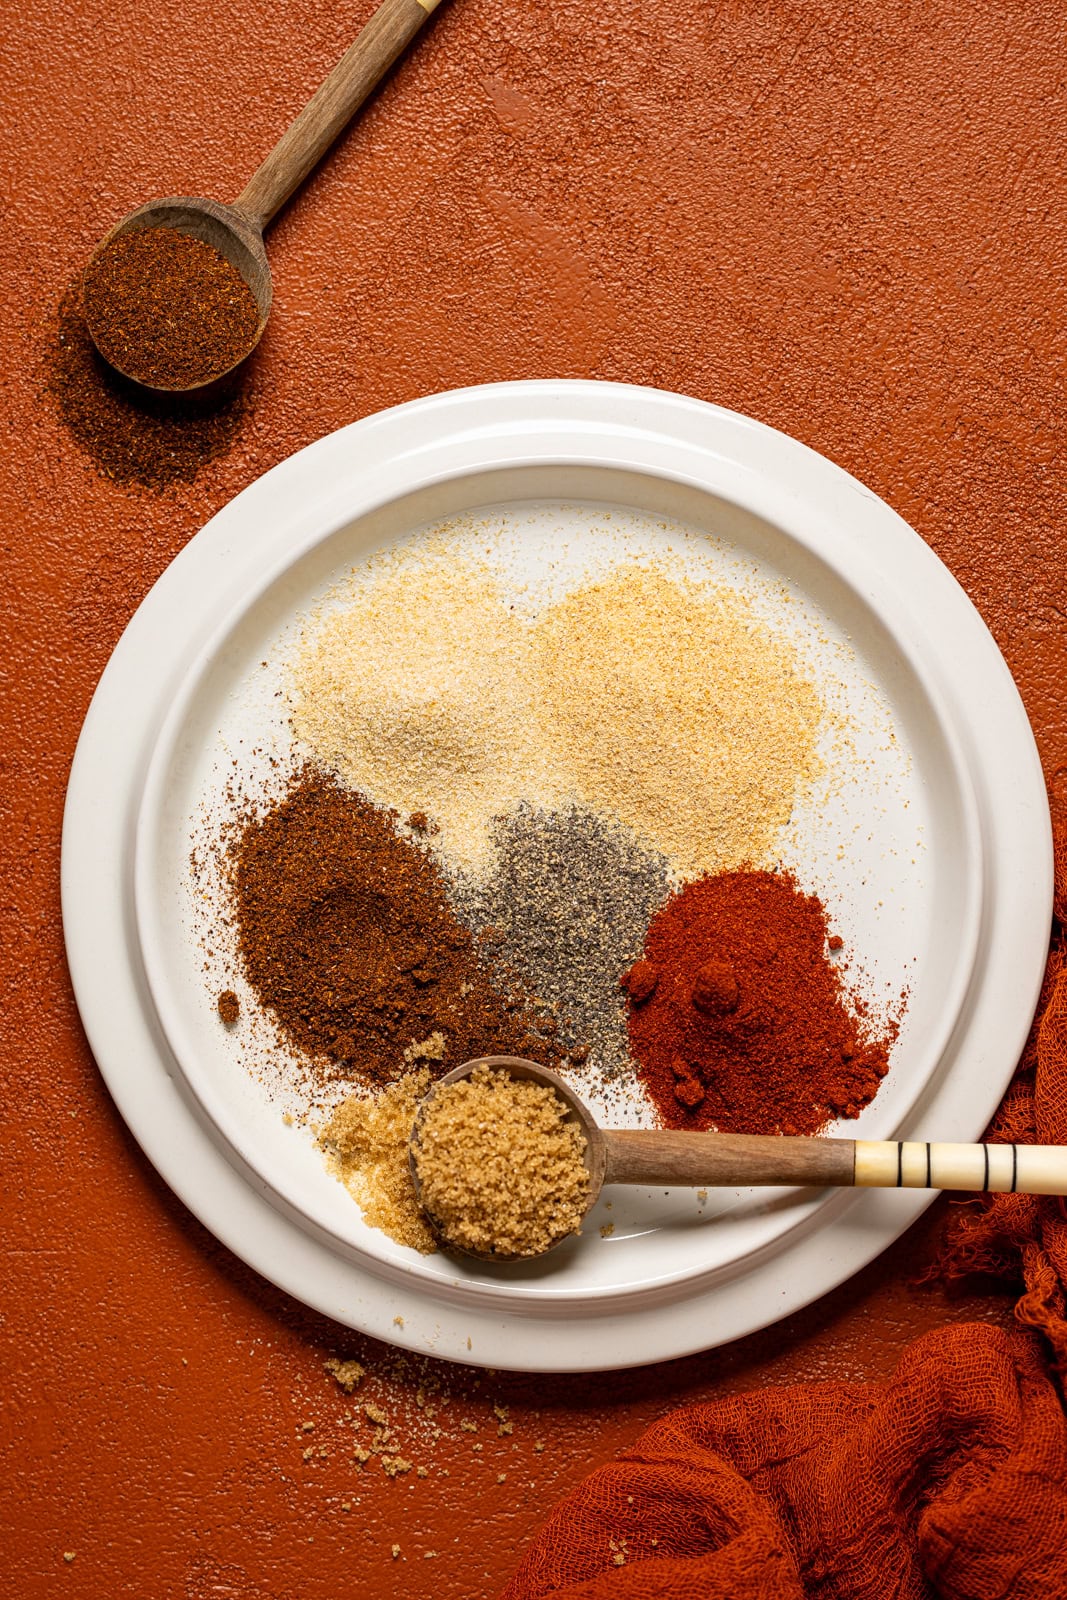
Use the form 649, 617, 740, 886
624, 869, 898, 1134
227, 765, 570, 1085
45, 281, 250, 489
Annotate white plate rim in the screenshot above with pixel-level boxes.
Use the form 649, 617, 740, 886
61, 380, 1052, 1370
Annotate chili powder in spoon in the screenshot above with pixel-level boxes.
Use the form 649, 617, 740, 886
83, 226, 259, 389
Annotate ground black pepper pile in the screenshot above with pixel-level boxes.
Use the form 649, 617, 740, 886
451, 806, 673, 1078
228, 768, 569, 1085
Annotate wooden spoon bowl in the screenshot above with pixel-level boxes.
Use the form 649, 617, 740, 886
83, 198, 272, 393
409, 1056, 607, 1262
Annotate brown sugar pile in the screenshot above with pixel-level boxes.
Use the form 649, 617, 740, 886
322, 1071, 436, 1254
227, 767, 569, 1085
411, 1066, 590, 1258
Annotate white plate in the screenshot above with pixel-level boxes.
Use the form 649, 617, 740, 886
135, 488, 981, 1301
62, 381, 1052, 1370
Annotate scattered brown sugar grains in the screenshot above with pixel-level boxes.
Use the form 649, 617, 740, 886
321, 1071, 437, 1253
83, 226, 260, 389
216, 988, 240, 1025
411, 1065, 590, 1258
323, 1358, 364, 1393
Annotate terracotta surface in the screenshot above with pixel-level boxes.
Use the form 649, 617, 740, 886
3, 0, 1065, 1593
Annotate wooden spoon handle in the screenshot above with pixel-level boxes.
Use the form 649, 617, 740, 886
601, 1131, 1067, 1195
236, 0, 446, 229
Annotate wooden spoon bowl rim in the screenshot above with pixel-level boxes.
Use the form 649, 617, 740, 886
410, 1056, 606, 1263
83, 196, 272, 394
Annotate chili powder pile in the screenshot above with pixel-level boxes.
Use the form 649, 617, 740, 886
623, 870, 896, 1135
83, 225, 259, 389
228, 768, 568, 1085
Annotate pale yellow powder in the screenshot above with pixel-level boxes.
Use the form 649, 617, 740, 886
533, 565, 824, 878
290, 551, 825, 881
289, 558, 559, 871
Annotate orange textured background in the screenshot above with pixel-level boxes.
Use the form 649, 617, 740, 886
3, 0, 1066, 1594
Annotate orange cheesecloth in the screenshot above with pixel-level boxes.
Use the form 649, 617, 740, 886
501, 816, 1067, 1600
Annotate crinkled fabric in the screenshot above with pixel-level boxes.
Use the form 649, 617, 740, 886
936, 813, 1067, 1368
501, 1324, 1067, 1599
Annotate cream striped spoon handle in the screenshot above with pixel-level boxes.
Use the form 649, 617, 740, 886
416, 1062, 1064, 1262
598, 1129, 1067, 1195
852, 1139, 1061, 1193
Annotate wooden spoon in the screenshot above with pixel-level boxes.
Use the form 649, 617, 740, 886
411, 1056, 1067, 1261
83, 0, 446, 393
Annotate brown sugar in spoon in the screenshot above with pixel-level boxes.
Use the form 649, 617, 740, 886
411, 1057, 1067, 1262
83, 0, 445, 394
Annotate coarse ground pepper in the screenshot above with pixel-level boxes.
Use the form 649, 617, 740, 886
449, 804, 672, 1078
623, 870, 897, 1135
228, 767, 570, 1085
46, 282, 249, 489
82, 226, 260, 389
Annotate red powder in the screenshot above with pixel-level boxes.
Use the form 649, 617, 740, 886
623, 871, 896, 1135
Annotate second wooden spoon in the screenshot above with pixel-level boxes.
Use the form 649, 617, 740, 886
84, 0, 446, 393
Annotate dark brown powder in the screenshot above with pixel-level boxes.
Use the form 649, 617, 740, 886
228, 768, 569, 1085
45, 282, 249, 490
217, 989, 240, 1025
83, 226, 260, 389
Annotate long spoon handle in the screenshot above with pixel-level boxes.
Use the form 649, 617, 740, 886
236, 0, 446, 229
601, 1130, 1067, 1195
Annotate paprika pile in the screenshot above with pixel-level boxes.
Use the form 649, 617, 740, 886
623, 870, 896, 1135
